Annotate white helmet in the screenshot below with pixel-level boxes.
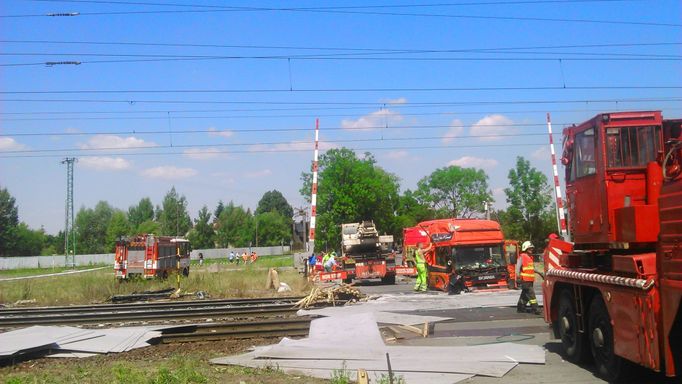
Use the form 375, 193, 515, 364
521, 241, 535, 252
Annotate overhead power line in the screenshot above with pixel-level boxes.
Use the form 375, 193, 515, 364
2, 96, 679, 106
1, 85, 680, 95
8, 1, 677, 29
0, 141, 548, 159
2, 105, 681, 118
0, 122, 565, 137
3, 39, 677, 53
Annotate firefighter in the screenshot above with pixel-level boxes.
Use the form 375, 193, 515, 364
414, 242, 429, 292
516, 241, 541, 315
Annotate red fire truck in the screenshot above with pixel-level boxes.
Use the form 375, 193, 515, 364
543, 111, 681, 381
114, 235, 191, 280
416, 219, 512, 291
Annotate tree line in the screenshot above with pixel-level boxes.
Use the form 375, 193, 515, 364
0, 187, 294, 256
0, 146, 557, 256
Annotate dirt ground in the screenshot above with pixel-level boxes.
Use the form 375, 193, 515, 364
0, 337, 330, 384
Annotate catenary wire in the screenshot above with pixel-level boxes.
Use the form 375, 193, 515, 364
0, 142, 548, 159
7, 1, 676, 29
1, 86, 680, 95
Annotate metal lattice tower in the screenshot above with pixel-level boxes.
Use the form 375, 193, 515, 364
62, 157, 77, 268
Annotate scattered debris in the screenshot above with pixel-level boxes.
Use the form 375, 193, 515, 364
211, 313, 546, 384
294, 284, 366, 309
12, 299, 37, 306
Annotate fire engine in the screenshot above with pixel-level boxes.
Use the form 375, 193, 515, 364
114, 234, 191, 280
543, 111, 681, 380
416, 219, 514, 291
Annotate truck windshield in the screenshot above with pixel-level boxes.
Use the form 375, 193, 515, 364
453, 245, 504, 269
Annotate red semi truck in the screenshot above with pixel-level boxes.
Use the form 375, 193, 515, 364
416, 219, 513, 291
543, 111, 681, 381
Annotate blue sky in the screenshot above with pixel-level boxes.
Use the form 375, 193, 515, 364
1, 0, 680, 234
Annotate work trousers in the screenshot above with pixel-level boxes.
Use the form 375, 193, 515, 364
517, 281, 539, 313
414, 262, 427, 291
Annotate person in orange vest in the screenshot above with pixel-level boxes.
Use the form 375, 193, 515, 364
516, 241, 541, 315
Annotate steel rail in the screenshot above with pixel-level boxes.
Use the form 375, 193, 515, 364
0, 296, 303, 315
0, 304, 298, 327
159, 318, 312, 343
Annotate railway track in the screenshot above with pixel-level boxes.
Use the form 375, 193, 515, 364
0, 297, 305, 327
158, 318, 312, 343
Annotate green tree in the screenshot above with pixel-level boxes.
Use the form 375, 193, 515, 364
137, 220, 161, 235
254, 211, 291, 247
213, 200, 224, 223
12, 223, 45, 256
106, 211, 131, 251
300, 148, 400, 251
41, 230, 64, 256
256, 190, 294, 218
415, 165, 492, 218
502, 156, 556, 244
187, 205, 215, 249
215, 202, 254, 247
158, 187, 192, 236
0, 186, 19, 256
393, 189, 433, 242
75, 201, 114, 254
128, 197, 155, 231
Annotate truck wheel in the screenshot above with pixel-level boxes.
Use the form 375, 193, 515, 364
182, 267, 189, 277
558, 290, 588, 363
343, 277, 353, 284
381, 275, 395, 285
161, 270, 168, 280
588, 295, 628, 382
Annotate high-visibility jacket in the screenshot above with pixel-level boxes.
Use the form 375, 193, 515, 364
415, 249, 426, 264
519, 253, 535, 282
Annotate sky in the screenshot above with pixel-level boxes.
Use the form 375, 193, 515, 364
0, 0, 680, 235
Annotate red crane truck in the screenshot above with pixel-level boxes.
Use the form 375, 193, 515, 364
543, 111, 681, 381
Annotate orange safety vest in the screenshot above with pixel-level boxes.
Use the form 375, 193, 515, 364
520, 253, 535, 282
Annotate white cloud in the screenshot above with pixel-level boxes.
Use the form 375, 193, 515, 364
80, 135, 156, 149
384, 150, 409, 159
140, 166, 197, 180
0, 138, 26, 151
442, 119, 464, 143
245, 169, 272, 178
447, 156, 499, 170
531, 146, 549, 160
379, 97, 408, 105
183, 147, 224, 160
340, 109, 403, 131
79, 157, 131, 171
470, 114, 514, 141
249, 140, 337, 153
207, 127, 234, 138
65, 127, 81, 134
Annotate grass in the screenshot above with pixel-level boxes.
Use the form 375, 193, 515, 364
0, 255, 311, 306
1, 354, 328, 384
0, 265, 109, 279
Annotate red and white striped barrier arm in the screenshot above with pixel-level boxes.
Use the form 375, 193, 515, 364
547, 113, 568, 239
309, 119, 319, 248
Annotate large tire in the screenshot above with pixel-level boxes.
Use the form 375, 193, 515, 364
588, 295, 628, 382
381, 274, 395, 285
182, 267, 190, 277
161, 270, 168, 280
557, 290, 589, 363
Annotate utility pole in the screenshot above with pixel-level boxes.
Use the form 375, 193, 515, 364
62, 157, 77, 268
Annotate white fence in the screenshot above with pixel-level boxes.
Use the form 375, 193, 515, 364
0, 246, 291, 270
